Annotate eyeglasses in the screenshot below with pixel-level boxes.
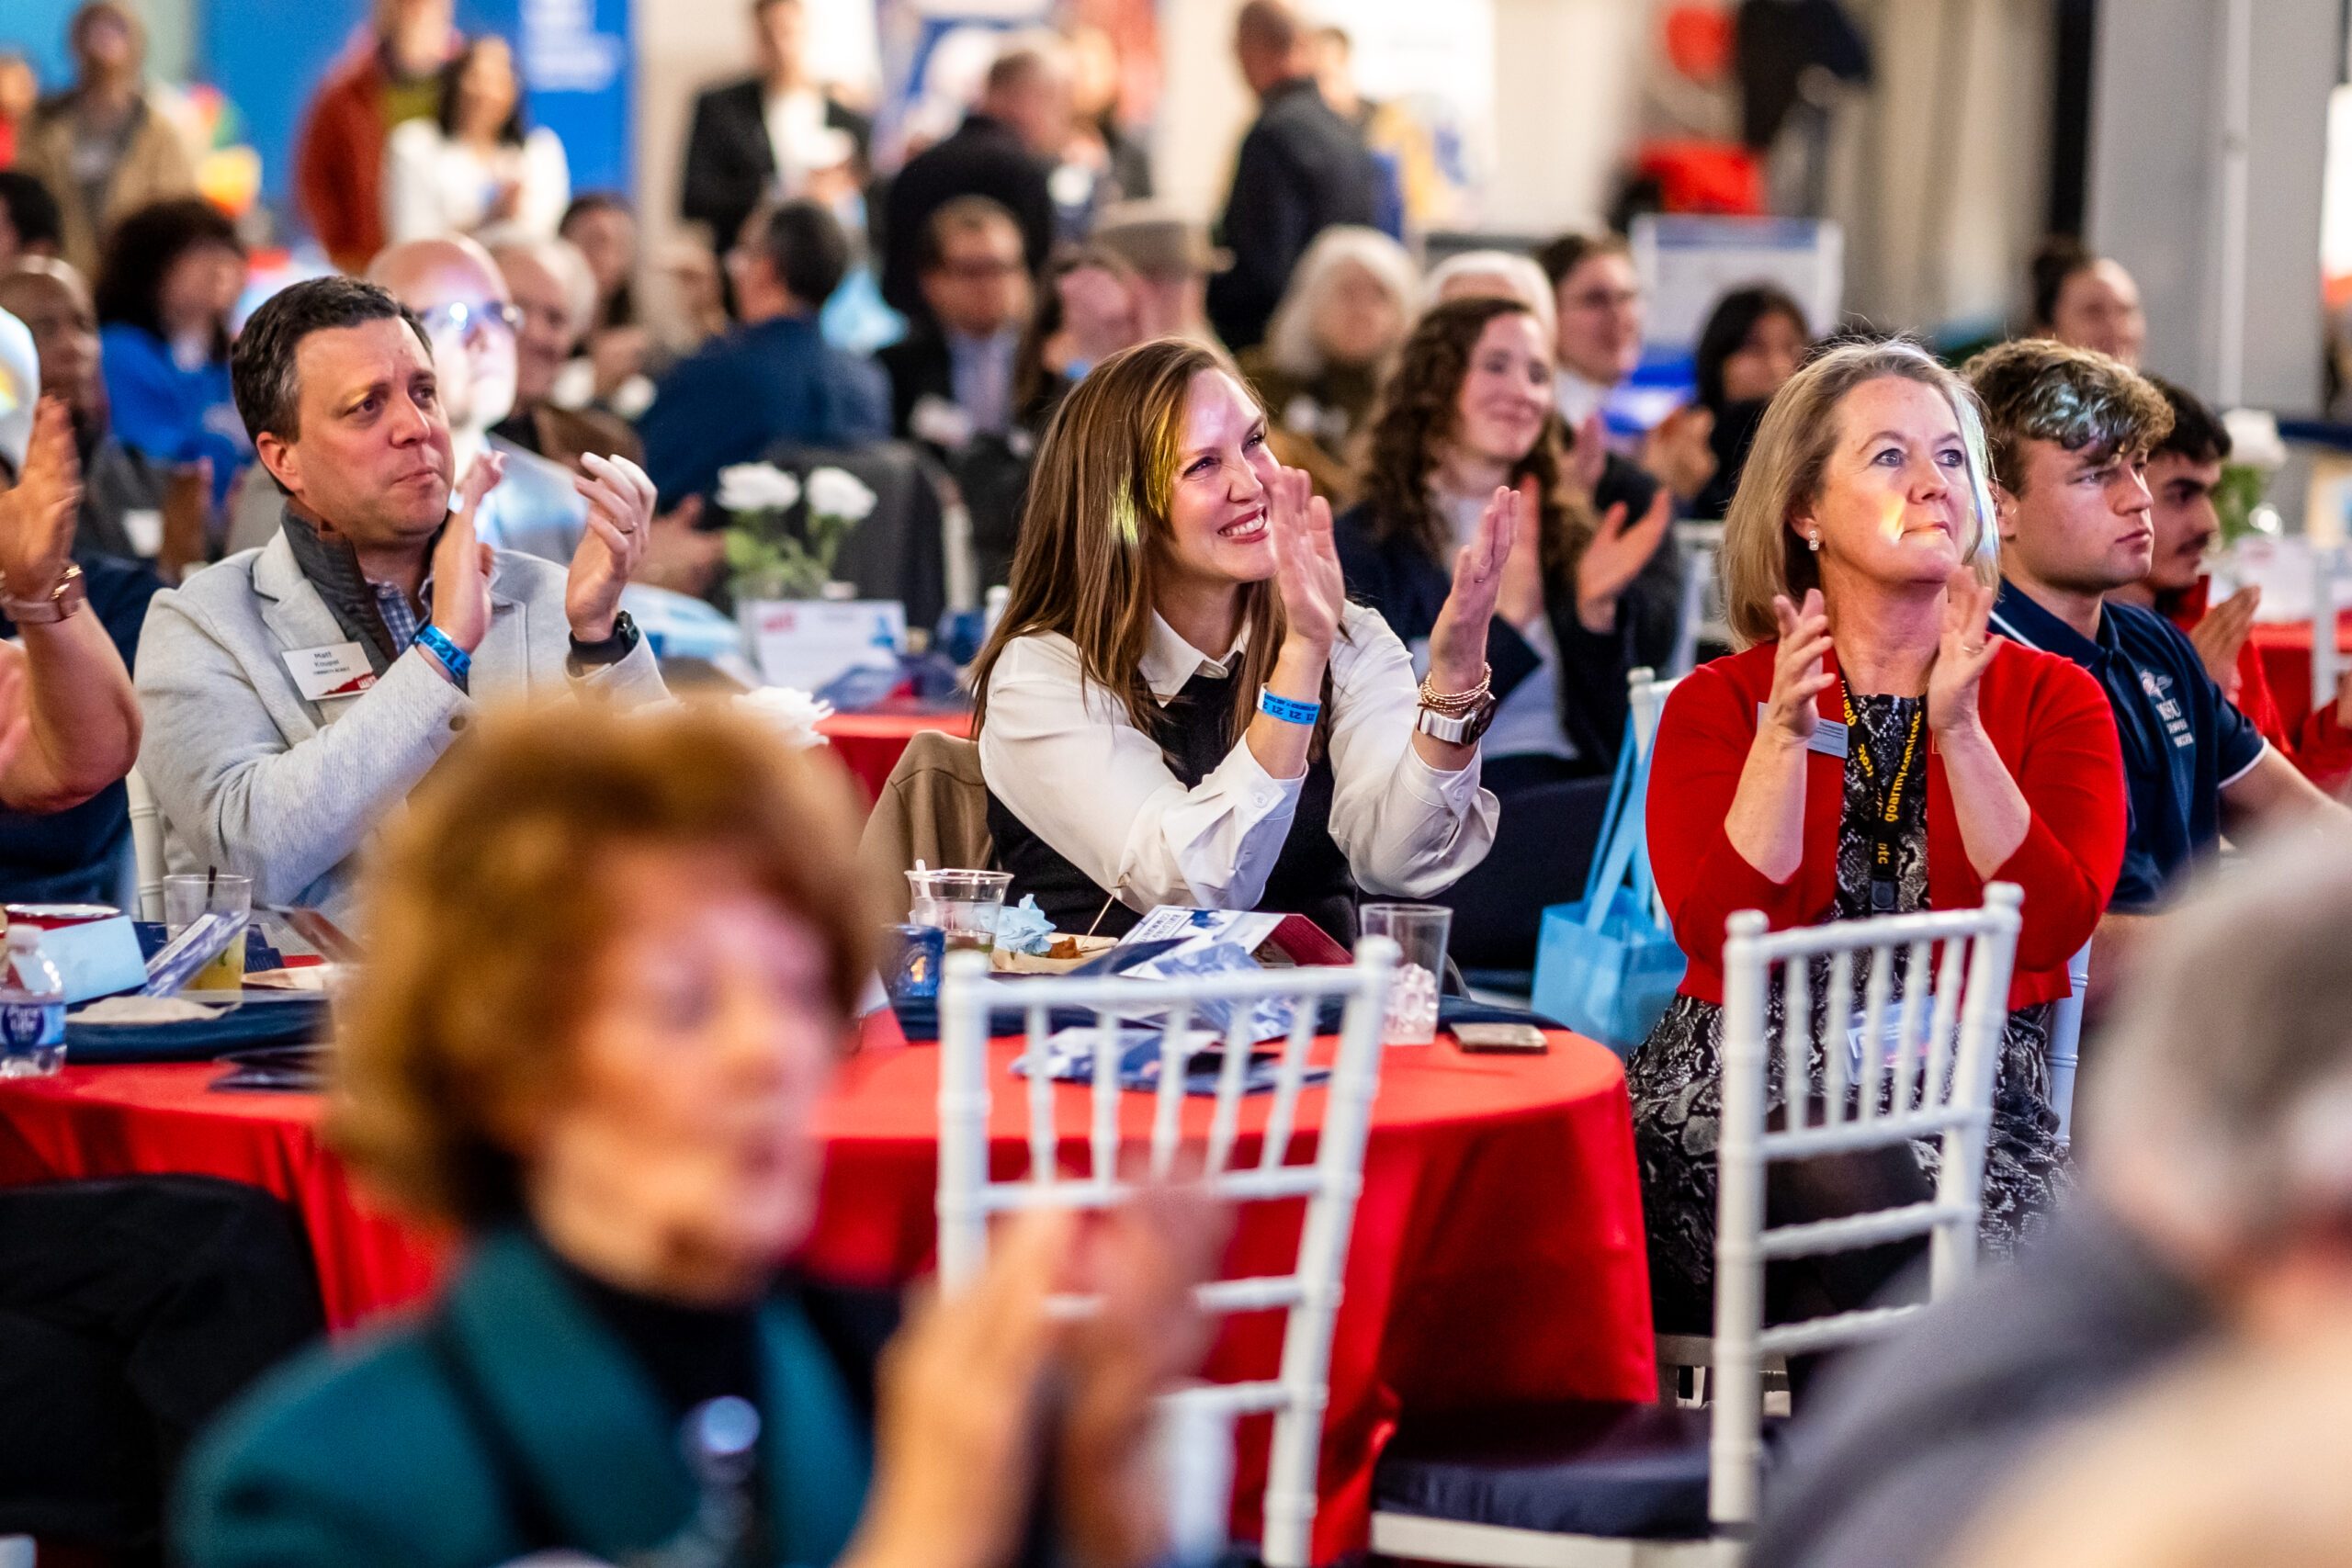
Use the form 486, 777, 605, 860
935, 258, 1024, 282
419, 299, 526, 346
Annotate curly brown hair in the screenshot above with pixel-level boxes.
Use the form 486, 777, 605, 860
1358, 295, 1592, 586
327, 699, 874, 1229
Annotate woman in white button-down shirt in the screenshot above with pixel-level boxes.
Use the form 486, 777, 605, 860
970, 337, 1514, 938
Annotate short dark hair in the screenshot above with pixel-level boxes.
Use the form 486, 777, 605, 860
559, 190, 631, 233
435, 36, 526, 146
747, 199, 851, 309
1693, 283, 1809, 412
92, 197, 243, 354
2146, 374, 2232, 467
1534, 229, 1631, 291
1962, 337, 2174, 496
2030, 236, 2098, 330
231, 276, 430, 447
920, 195, 1020, 275
0, 174, 62, 254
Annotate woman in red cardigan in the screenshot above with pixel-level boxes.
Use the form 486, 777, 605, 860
1630, 338, 2127, 1328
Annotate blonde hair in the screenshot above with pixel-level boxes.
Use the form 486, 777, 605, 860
328, 700, 874, 1228
1720, 338, 2000, 648
1261, 225, 1419, 380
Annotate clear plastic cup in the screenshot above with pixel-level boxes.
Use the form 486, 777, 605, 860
905, 869, 1013, 955
1362, 903, 1452, 1044
164, 873, 253, 991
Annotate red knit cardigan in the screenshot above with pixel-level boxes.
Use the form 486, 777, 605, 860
1645, 638, 2127, 1010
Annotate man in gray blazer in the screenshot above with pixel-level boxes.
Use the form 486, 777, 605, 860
135, 276, 666, 922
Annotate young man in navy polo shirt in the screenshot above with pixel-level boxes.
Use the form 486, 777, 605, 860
1965, 339, 2351, 999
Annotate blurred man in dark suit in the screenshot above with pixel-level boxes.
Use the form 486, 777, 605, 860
877, 196, 1032, 454
679, 0, 872, 262
1204, 0, 1376, 352
880, 40, 1066, 323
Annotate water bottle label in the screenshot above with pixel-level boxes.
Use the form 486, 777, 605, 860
0, 1001, 63, 1049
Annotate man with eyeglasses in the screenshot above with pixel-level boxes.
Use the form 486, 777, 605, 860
878, 196, 1033, 454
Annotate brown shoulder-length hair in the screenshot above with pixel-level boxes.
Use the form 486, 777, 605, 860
973, 336, 1288, 745
1358, 295, 1593, 592
327, 700, 874, 1230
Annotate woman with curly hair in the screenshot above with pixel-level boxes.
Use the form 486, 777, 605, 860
94, 196, 250, 509
1334, 295, 1671, 967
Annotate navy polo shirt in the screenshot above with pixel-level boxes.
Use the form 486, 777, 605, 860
1989, 581, 2265, 912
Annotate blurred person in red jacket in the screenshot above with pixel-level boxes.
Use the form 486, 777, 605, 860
2107, 375, 2352, 795
292, 0, 457, 273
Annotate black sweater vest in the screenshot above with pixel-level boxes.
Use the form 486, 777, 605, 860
987, 671, 1358, 942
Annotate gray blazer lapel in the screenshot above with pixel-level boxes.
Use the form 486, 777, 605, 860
252, 533, 362, 663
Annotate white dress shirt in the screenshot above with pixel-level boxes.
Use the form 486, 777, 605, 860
978, 603, 1498, 919
384, 120, 571, 243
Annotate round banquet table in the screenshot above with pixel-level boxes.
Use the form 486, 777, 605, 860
0, 1015, 1655, 1562
816, 710, 973, 802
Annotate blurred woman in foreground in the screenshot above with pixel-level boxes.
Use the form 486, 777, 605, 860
177, 701, 1214, 1568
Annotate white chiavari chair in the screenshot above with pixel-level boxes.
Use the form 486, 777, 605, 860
935, 940, 1397, 1568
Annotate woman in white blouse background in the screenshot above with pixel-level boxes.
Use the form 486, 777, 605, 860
384, 35, 571, 245
970, 337, 1513, 941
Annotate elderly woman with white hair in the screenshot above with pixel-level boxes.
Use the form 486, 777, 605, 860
1237, 225, 1418, 501
1626, 337, 2130, 1331
1420, 249, 1556, 342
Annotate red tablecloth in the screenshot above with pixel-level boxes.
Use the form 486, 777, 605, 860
2254, 615, 2352, 741
817, 711, 973, 802
0, 1022, 1654, 1562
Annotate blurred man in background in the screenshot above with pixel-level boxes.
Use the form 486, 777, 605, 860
640, 199, 887, 508
681, 0, 873, 265
878, 195, 1031, 453
1204, 0, 1376, 352
881, 39, 1066, 322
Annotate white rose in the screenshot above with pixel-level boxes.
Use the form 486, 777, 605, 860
716, 463, 802, 513
736, 685, 836, 750
804, 466, 878, 523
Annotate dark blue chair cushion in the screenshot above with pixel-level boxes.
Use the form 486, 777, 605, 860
1373, 1400, 1715, 1540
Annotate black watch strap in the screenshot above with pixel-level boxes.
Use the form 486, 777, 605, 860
566, 608, 640, 672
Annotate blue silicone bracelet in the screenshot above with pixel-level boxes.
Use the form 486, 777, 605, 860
415, 624, 472, 688
1258, 685, 1320, 726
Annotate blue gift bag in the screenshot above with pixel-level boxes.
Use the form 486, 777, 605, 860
1531, 716, 1687, 1055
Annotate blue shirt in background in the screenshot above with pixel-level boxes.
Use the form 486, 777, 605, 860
635, 313, 890, 508
98, 323, 249, 509
1990, 581, 2266, 912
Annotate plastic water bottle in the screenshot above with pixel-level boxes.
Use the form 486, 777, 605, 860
0, 925, 65, 1077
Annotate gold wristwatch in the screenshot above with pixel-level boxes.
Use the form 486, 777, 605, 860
2, 564, 86, 626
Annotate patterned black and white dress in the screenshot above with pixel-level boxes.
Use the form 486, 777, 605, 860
1623, 693, 2069, 1324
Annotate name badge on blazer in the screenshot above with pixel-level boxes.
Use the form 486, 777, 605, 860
282, 642, 377, 702
1758, 704, 1848, 759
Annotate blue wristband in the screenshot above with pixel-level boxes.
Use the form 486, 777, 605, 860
415, 625, 471, 689
1258, 685, 1320, 726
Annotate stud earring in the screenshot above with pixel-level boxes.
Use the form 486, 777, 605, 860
1807, 533, 1821, 553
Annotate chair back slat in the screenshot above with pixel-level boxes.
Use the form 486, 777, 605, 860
1204, 1007, 1254, 1175
1258, 1000, 1319, 1173
1091, 1005, 1122, 1184
1779, 956, 1810, 1132
1708, 887, 2024, 1533
1820, 947, 1853, 1122
1151, 999, 1193, 1179
1026, 1006, 1057, 1183
934, 941, 1399, 1568
1891, 938, 1931, 1111
1856, 941, 1893, 1123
